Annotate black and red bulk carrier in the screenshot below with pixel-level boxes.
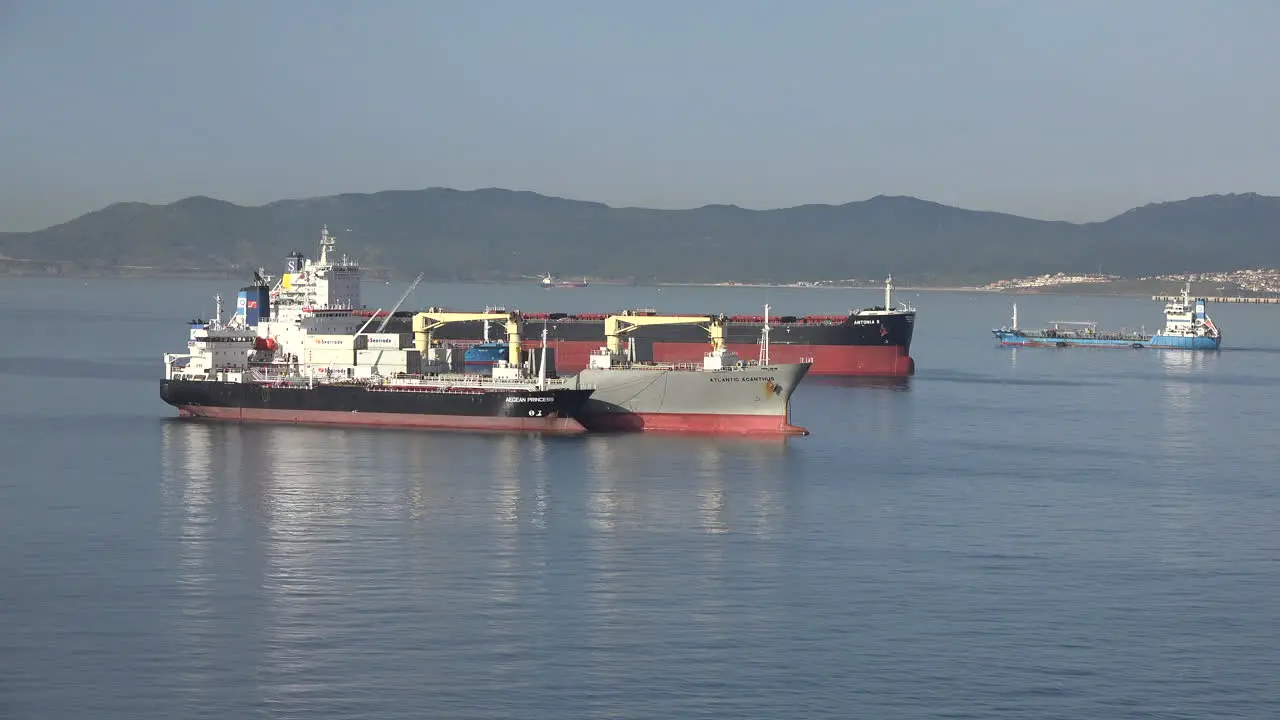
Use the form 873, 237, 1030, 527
416, 277, 916, 378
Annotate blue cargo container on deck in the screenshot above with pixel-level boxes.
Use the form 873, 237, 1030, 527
463, 341, 508, 370
463, 341, 557, 375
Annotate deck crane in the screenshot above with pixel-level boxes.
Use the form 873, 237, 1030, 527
602, 312, 728, 357
376, 272, 424, 333
353, 272, 424, 337
412, 309, 526, 369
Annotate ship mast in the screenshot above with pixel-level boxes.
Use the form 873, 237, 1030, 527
482, 305, 507, 342
537, 323, 549, 390
760, 304, 771, 365
1012, 302, 1018, 331
318, 224, 335, 265
884, 274, 894, 310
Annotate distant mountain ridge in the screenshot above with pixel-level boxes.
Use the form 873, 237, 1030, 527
2, 189, 1278, 284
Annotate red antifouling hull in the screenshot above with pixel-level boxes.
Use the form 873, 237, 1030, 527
177, 406, 588, 434
543, 340, 913, 377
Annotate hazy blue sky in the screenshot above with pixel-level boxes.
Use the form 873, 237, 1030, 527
2, 0, 1277, 231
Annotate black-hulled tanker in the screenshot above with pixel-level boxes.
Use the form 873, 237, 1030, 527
161, 376, 593, 434
160, 229, 594, 435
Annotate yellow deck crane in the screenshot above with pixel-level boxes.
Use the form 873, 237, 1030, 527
601, 312, 728, 359
412, 309, 525, 369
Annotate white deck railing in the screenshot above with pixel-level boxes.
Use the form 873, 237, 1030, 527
241, 366, 586, 390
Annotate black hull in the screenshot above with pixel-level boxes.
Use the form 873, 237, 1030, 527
372, 309, 915, 376
381, 311, 915, 351
159, 380, 593, 434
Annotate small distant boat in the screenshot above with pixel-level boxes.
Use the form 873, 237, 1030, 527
538, 273, 588, 288
992, 281, 1222, 350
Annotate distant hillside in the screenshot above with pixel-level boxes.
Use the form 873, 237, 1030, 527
3, 189, 1279, 285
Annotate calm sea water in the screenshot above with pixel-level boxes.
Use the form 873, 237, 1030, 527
2, 278, 1278, 719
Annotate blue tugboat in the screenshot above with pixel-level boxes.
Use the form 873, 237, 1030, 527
992, 281, 1222, 350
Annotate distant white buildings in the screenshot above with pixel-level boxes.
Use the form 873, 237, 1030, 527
1235, 270, 1280, 292
1144, 269, 1280, 293
985, 269, 1280, 293
982, 272, 1119, 290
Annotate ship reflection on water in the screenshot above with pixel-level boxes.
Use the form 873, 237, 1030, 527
159, 420, 219, 696
161, 428, 797, 560
1155, 349, 1213, 457
582, 433, 792, 535
157, 418, 800, 702
157, 419, 798, 574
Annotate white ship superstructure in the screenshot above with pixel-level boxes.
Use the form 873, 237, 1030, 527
1154, 281, 1222, 344
211, 225, 424, 376
163, 294, 268, 382
270, 224, 361, 320
253, 225, 371, 359
164, 295, 572, 391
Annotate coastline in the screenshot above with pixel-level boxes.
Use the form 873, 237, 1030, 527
655, 282, 997, 293
0, 265, 999, 292
3, 263, 1276, 299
